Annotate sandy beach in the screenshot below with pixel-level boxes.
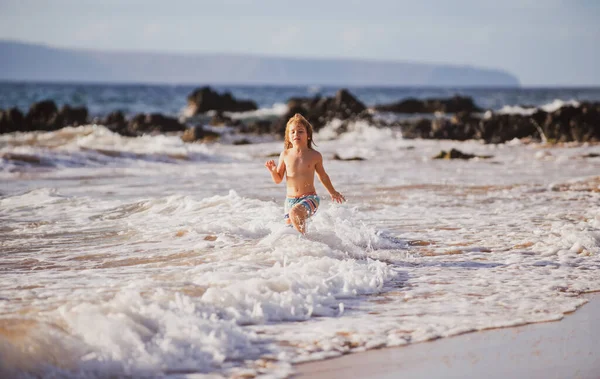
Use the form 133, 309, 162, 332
294, 293, 600, 379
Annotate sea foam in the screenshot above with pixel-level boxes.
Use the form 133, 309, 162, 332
1, 126, 599, 378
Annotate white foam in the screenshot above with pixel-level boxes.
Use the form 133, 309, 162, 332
497, 99, 581, 115
540, 99, 580, 112
0, 125, 230, 173
226, 103, 288, 120
1, 126, 600, 378
317, 119, 400, 145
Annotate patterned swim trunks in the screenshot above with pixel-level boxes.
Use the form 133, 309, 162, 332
284, 193, 320, 225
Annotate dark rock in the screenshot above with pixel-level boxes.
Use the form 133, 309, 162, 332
375, 95, 481, 114
272, 105, 309, 137
478, 114, 537, 144
104, 111, 126, 125
387, 101, 600, 144
287, 95, 323, 111
332, 153, 366, 161
209, 112, 239, 126
187, 86, 257, 115
146, 114, 187, 133
542, 103, 600, 142
233, 139, 252, 145
273, 89, 369, 135
420, 111, 482, 141
242, 120, 272, 134
399, 118, 432, 139
333, 89, 367, 117
542, 106, 579, 142
433, 96, 481, 113
128, 113, 187, 135
20, 101, 89, 132
433, 148, 492, 160
377, 98, 425, 113
26, 100, 60, 131
0, 108, 26, 134
59, 105, 88, 127
101, 111, 130, 135
181, 126, 220, 143
447, 111, 481, 140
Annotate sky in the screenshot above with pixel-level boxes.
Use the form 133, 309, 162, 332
1, 0, 599, 86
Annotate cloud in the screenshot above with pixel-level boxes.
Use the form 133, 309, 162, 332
270, 26, 301, 49
72, 22, 114, 46
143, 23, 163, 38
341, 27, 364, 50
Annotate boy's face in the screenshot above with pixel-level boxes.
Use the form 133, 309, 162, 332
289, 123, 308, 146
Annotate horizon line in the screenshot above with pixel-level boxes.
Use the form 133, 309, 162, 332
3, 78, 600, 89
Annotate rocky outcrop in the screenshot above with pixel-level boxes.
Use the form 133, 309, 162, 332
1, 100, 195, 139
209, 112, 241, 127
186, 86, 257, 115
25, 100, 61, 131
3, 92, 599, 147
477, 113, 541, 144
542, 102, 600, 142
271, 89, 369, 136
399, 102, 600, 144
181, 126, 220, 143
374, 95, 482, 114
433, 149, 493, 160
397, 118, 433, 139
128, 113, 187, 135
0, 101, 90, 134
333, 154, 366, 161
0, 108, 25, 134
241, 120, 272, 134
101, 111, 129, 135
59, 105, 88, 127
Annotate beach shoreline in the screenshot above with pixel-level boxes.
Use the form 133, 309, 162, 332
294, 293, 600, 379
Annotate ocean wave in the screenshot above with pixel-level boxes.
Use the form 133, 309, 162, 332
497, 99, 581, 115
180, 103, 288, 121
0, 125, 228, 172
225, 103, 288, 120
317, 119, 401, 144
2, 135, 600, 378
0, 189, 404, 378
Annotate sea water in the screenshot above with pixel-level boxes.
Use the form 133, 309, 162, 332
3, 82, 600, 118
1, 117, 599, 378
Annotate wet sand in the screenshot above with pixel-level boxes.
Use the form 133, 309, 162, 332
294, 293, 600, 379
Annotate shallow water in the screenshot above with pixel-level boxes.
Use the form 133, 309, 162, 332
1, 122, 600, 378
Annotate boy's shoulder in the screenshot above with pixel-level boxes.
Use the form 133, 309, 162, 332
310, 149, 323, 159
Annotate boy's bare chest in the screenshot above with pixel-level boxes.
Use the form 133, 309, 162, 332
286, 154, 314, 174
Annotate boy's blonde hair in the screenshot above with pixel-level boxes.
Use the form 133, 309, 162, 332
284, 113, 315, 149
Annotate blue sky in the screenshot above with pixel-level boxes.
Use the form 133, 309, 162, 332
1, 0, 598, 86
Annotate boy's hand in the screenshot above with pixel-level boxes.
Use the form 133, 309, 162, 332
330, 191, 346, 203
265, 160, 276, 172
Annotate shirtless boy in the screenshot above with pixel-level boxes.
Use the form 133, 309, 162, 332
265, 113, 345, 234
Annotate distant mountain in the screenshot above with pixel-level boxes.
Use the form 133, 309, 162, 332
0, 40, 520, 87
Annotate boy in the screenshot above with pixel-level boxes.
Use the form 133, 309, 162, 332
265, 113, 345, 234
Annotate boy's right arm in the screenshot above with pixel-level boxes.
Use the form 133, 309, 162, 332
265, 152, 286, 184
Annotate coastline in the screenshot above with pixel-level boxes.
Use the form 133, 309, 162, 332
294, 293, 600, 379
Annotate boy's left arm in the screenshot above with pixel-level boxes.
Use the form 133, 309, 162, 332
315, 153, 345, 203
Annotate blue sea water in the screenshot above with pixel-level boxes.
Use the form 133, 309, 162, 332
1, 81, 600, 118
